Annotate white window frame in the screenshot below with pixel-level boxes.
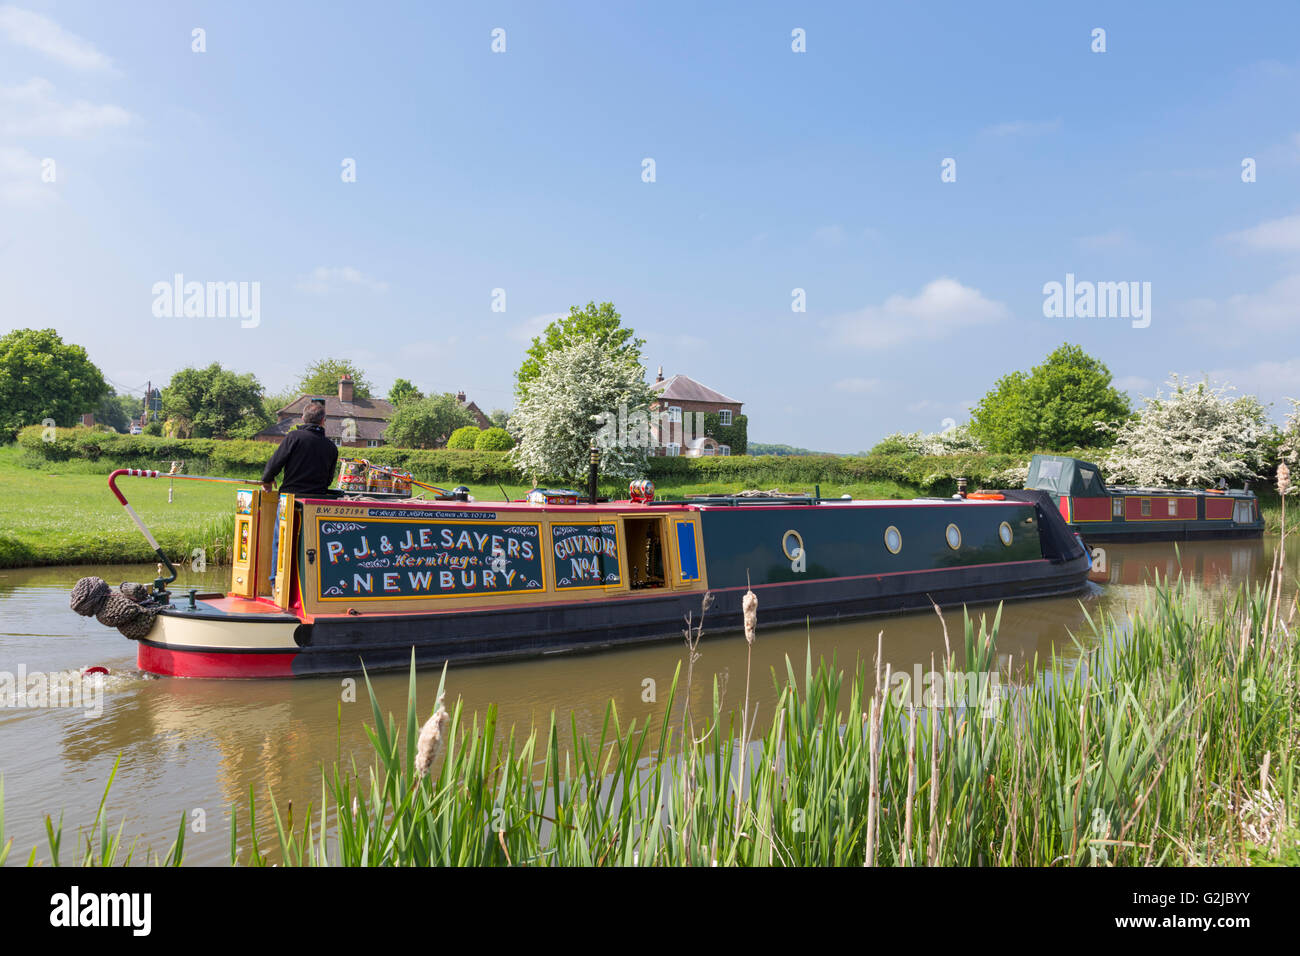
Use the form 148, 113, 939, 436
668, 406, 682, 424
718, 409, 732, 426
1168, 498, 1178, 516
666, 443, 681, 457
332, 437, 342, 447
367, 439, 381, 448
719, 445, 731, 456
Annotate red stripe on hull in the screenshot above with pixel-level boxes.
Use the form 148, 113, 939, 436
137, 642, 298, 679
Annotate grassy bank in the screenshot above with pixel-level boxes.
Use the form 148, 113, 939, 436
0, 444, 921, 568
6, 570, 1297, 866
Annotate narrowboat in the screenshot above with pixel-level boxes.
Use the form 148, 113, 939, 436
1024, 454, 1265, 543
85, 467, 1092, 679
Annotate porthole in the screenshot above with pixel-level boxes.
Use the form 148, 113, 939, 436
781, 529, 804, 560
998, 521, 1013, 546
884, 525, 902, 554
945, 523, 962, 550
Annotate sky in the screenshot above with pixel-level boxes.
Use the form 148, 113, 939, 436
1, 0, 1298, 453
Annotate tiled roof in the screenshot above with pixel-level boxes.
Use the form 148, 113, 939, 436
652, 374, 741, 405
277, 395, 395, 420
260, 416, 389, 441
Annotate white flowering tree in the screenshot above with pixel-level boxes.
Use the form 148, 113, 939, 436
1096, 375, 1270, 487
1279, 398, 1300, 497
871, 423, 985, 456
508, 338, 654, 485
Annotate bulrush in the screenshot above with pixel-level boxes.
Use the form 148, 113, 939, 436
415, 705, 450, 778
742, 588, 758, 645
1279, 463, 1291, 496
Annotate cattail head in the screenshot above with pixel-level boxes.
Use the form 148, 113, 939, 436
415, 705, 450, 778
701, 591, 715, 615
742, 589, 758, 645
1279, 462, 1291, 496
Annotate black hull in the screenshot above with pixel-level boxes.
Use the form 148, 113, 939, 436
1077, 528, 1264, 544
277, 553, 1092, 675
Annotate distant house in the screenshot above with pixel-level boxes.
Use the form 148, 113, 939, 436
256, 375, 394, 448
255, 377, 491, 448
649, 368, 744, 457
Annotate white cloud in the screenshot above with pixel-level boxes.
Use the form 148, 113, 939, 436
0, 77, 131, 136
1225, 213, 1300, 253
1077, 229, 1140, 251
1189, 273, 1300, 332
833, 377, 882, 393
296, 266, 389, 295
0, 6, 112, 70
0, 145, 54, 204
1206, 358, 1300, 410
829, 277, 1010, 349
1112, 375, 1154, 395
981, 118, 1062, 137
508, 312, 564, 344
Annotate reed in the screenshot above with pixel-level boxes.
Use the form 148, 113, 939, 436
221, 565, 1299, 867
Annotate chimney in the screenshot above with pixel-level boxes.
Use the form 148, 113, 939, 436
338, 374, 354, 404
655, 366, 664, 383
456, 390, 466, 404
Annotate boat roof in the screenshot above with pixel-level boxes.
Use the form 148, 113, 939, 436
294, 494, 1032, 513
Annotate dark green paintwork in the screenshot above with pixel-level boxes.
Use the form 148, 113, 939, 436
698, 501, 1041, 588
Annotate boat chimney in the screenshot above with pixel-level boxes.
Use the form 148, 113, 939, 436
588, 442, 599, 504
1242, 479, 1251, 493
957, 477, 968, 498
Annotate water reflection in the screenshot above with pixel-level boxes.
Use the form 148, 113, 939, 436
1, 534, 1295, 865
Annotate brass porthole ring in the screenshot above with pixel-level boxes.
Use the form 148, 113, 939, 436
782, 529, 804, 560
945, 523, 962, 550
884, 525, 902, 554
998, 521, 1013, 546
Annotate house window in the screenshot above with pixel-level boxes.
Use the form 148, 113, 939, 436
666, 443, 680, 457
719, 409, 732, 426
668, 406, 682, 424
367, 440, 381, 448
719, 445, 731, 456
332, 438, 342, 447
1167, 498, 1178, 516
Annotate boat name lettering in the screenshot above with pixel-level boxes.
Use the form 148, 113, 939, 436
366, 509, 498, 520
551, 523, 621, 588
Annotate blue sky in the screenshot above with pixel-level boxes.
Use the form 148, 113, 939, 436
2, 0, 1298, 452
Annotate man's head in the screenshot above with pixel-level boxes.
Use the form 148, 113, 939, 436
302, 401, 326, 426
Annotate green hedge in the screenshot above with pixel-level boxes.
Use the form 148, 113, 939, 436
15, 426, 1028, 494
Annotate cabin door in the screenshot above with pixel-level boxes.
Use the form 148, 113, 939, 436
623, 516, 669, 590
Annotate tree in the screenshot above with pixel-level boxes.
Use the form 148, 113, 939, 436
869, 423, 984, 456
0, 328, 108, 437
161, 363, 267, 439
475, 426, 514, 451
95, 392, 139, 432
384, 393, 477, 449
388, 378, 423, 406
296, 358, 372, 398
446, 425, 482, 449
509, 338, 654, 483
969, 344, 1131, 453
1096, 375, 1270, 486
514, 301, 644, 399
488, 408, 511, 429
1280, 399, 1300, 494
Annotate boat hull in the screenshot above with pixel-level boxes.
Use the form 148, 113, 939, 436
140, 550, 1091, 678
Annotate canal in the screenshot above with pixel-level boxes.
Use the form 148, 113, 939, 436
1, 535, 1296, 865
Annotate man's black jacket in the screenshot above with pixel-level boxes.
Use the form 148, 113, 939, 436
261, 423, 339, 496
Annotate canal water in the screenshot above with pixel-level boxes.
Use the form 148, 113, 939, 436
1, 536, 1296, 865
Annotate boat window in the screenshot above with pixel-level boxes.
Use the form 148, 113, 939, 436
1112, 497, 1123, 517
1078, 468, 1097, 493
625, 518, 667, 589
1141, 499, 1152, 517
676, 522, 699, 581
1168, 498, 1178, 516
884, 525, 902, 554
1038, 461, 1063, 481
945, 523, 962, 550
998, 521, 1013, 546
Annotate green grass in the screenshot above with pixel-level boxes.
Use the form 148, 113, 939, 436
9, 568, 1298, 866
0, 444, 921, 568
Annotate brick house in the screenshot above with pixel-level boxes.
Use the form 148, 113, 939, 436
255, 375, 395, 448
649, 368, 743, 456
